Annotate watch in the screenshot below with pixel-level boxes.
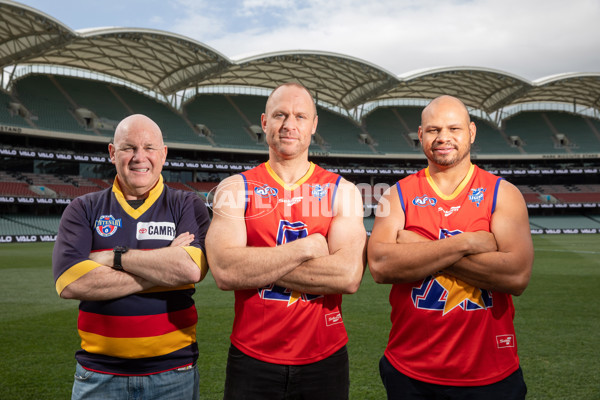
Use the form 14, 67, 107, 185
113, 246, 128, 271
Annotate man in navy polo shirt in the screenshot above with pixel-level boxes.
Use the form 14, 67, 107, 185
53, 114, 210, 400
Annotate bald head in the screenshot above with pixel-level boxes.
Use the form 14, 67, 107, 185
266, 82, 317, 116
421, 95, 470, 126
113, 114, 163, 144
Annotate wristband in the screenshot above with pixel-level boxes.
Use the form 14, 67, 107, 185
113, 246, 128, 270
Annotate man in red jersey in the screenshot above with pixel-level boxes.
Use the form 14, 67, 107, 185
206, 82, 367, 399
368, 95, 534, 400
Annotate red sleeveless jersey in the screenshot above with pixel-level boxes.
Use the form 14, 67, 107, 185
385, 164, 520, 386
231, 161, 348, 365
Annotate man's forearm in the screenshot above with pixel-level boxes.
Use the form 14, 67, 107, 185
60, 266, 155, 301
446, 251, 531, 296
275, 248, 365, 294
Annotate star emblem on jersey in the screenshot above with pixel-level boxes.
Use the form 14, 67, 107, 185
434, 273, 488, 315
411, 274, 493, 315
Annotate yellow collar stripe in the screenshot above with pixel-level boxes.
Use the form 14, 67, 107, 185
265, 161, 315, 191
112, 175, 164, 219
425, 164, 475, 201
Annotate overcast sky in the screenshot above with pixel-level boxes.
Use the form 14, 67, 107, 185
15, 0, 600, 81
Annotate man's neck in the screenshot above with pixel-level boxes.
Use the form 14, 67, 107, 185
267, 156, 312, 187
427, 160, 473, 196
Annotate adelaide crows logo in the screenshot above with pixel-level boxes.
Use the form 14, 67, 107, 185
95, 215, 122, 237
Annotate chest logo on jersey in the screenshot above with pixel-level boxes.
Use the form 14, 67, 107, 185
438, 206, 461, 217
411, 228, 493, 314
95, 215, 122, 237
254, 184, 278, 198
411, 274, 493, 315
136, 222, 176, 241
412, 194, 437, 207
258, 284, 323, 306
309, 183, 330, 201
469, 187, 486, 207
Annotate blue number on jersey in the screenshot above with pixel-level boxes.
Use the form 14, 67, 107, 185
259, 220, 321, 303
276, 220, 308, 246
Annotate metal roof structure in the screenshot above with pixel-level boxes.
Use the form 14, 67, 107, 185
1, 0, 600, 119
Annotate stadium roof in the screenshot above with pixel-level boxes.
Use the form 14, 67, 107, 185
1, 0, 600, 116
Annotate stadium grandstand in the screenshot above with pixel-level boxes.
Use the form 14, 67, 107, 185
0, 0, 599, 243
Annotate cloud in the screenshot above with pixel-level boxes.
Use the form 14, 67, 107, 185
38, 0, 595, 81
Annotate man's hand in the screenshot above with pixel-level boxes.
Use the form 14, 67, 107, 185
88, 249, 112, 267
170, 232, 195, 247
462, 231, 498, 255
305, 233, 330, 259
396, 230, 428, 244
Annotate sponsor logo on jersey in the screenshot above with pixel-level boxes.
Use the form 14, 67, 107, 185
325, 311, 343, 326
95, 215, 122, 237
469, 187, 486, 207
136, 222, 176, 241
254, 184, 278, 198
412, 194, 437, 207
278, 196, 303, 206
496, 334, 515, 348
438, 206, 461, 216
309, 183, 330, 201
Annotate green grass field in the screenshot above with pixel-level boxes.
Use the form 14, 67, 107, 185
1, 235, 599, 399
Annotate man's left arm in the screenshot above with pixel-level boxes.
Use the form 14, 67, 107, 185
446, 180, 534, 296
90, 195, 210, 287
275, 179, 367, 294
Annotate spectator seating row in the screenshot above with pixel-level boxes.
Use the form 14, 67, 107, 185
0, 214, 61, 235
5, 74, 600, 156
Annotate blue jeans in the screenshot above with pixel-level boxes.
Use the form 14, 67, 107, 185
71, 363, 200, 400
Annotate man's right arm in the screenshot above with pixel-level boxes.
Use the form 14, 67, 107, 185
367, 185, 497, 284
206, 175, 329, 291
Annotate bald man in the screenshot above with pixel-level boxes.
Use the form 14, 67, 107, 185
53, 114, 210, 400
206, 83, 366, 399
368, 96, 533, 399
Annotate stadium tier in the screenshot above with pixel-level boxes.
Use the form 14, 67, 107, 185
529, 215, 600, 230
364, 107, 421, 153
2, 75, 600, 238
0, 214, 61, 235
13, 75, 85, 134
4, 74, 600, 157
502, 111, 600, 155
184, 94, 258, 149
314, 108, 370, 154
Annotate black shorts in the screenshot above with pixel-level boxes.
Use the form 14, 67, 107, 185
223, 344, 349, 400
379, 355, 527, 400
